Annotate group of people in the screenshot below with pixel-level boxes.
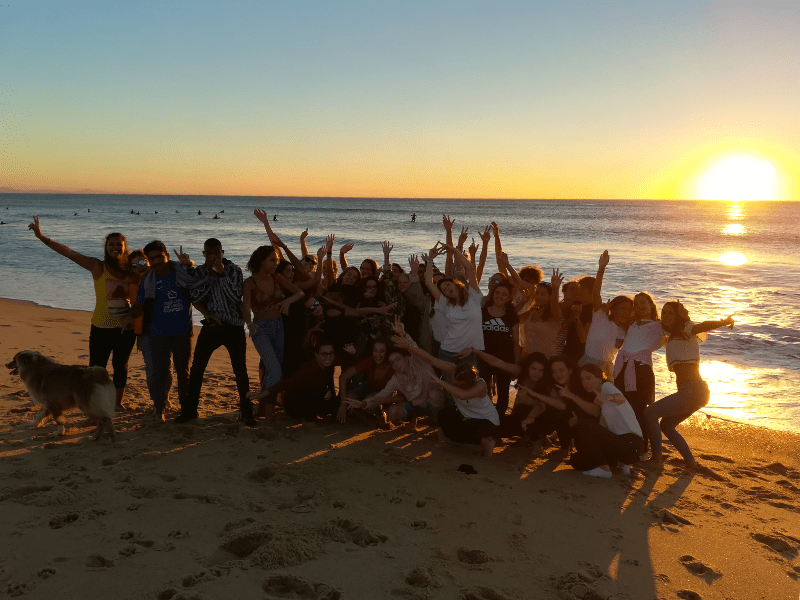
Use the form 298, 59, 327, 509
28, 211, 734, 478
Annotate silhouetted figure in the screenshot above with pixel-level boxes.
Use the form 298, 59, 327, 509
136, 211, 140, 215
88, 209, 91, 213
273, 215, 278, 221
213, 214, 220, 220
131, 210, 135, 214
220, 210, 224, 214
74, 213, 78, 216
198, 210, 202, 215
155, 211, 158, 214
411, 212, 416, 222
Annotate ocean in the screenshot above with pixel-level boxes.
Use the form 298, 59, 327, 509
1, 194, 798, 433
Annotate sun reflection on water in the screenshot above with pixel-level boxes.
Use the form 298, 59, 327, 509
699, 361, 786, 424
716, 252, 747, 266
722, 224, 745, 236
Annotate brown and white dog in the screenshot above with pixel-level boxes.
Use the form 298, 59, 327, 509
5, 351, 116, 440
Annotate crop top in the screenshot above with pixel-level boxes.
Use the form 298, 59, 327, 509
665, 321, 707, 372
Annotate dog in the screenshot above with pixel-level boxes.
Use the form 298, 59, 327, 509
6, 351, 116, 440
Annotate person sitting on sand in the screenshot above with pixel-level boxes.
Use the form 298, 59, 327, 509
247, 338, 340, 424
336, 337, 394, 422
28, 216, 138, 411
344, 318, 442, 427
390, 330, 499, 457
643, 301, 734, 470
565, 364, 643, 478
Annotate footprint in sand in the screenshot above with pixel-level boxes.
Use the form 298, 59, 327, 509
750, 533, 799, 559
48, 513, 79, 529
262, 574, 342, 600
36, 568, 56, 579
679, 555, 722, 582
404, 566, 441, 589
322, 518, 388, 547
5, 581, 36, 597
85, 554, 114, 569
457, 547, 491, 566
676, 591, 702, 600
459, 587, 510, 600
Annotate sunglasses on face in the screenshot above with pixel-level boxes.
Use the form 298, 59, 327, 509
309, 300, 321, 310
489, 278, 501, 285
131, 259, 147, 267
303, 257, 317, 264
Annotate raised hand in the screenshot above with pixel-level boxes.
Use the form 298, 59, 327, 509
343, 343, 356, 355
316, 245, 327, 260
382, 240, 393, 257
599, 250, 609, 269
457, 226, 469, 247
490, 221, 500, 237
478, 225, 491, 244
377, 302, 397, 315
408, 254, 420, 273
391, 315, 406, 336
325, 234, 335, 252
173, 245, 192, 266
391, 333, 410, 349
300, 228, 309, 241
340, 242, 354, 255
253, 208, 270, 224
551, 268, 564, 289
28, 215, 43, 238
442, 214, 455, 232
468, 238, 478, 257
723, 315, 735, 330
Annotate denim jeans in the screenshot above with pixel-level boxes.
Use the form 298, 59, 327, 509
644, 379, 710, 462
250, 317, 284, 390
140, 332, 192, 412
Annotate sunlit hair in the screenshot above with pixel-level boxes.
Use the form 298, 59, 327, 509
662, 300, 692, 341
453, 362, 479, 387
436, 276, 468, 306
519, 264, 543, 284
607, 295, 633, 320
360, 258, 379, 278
577, 275, 595, 291
102, 232, 130, 273
518, 352, 551, 394
578, 363, 609, 384
246, 245, 277, 273
634, 291, 659, 321
485, 280, 514, 308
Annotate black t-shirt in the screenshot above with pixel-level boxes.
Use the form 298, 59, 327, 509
481, 305, 520, 360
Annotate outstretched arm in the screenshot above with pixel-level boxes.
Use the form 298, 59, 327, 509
424, 244, 445, 300
490, 222, 508, 276
475, 226, 490, 283
253, 209, 285, 261
458, 347, 520, 377
442, 214, 455, 276
691, 316, 735, 336
430, 373, 487, 401
339, 242, 353, 272
392, 332, 455, 374
592, 251, 609, 312
28, 216, 104, 277
299, 228, 310, 259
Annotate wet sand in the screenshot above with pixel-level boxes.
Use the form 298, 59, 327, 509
1, 298, 799, 599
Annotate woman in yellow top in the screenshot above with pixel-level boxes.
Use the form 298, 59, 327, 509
29, 216, 139, 410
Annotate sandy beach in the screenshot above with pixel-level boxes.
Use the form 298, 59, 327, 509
1, 298, 799, 600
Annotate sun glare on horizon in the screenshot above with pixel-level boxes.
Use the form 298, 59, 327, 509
694, 154, 778, 201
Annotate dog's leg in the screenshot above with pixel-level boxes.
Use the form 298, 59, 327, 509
94, 418, 115, 442
29, 406, 48, 428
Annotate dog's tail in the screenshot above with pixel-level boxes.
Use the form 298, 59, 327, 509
84, 367, 116, 418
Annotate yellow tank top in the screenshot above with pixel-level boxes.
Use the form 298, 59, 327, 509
91, 267, 135, 328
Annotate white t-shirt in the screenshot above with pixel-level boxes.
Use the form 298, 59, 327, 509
665, 321, 707, 371
436, 287, 485, 353
584, 309, 626, 365
454, 379, 500, 425
598, 382, 642, 436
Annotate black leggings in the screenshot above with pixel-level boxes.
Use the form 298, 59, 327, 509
479, 359, 512, 416
437, 404, 498, 445
569, 419, 643, 471
615, 361, 655, 453
89, 325, 136, 389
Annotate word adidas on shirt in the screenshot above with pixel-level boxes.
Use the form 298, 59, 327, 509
483, 318, 510, 333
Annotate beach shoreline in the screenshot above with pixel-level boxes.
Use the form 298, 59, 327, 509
2, 298, 799, 599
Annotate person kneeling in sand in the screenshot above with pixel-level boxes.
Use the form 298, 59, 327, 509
390, 327, 500, 457
247, 338, 339, 425
343, 318, 442, 428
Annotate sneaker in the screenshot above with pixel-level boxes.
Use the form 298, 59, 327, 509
174, 413, 198, 424
583, 467, 613, 478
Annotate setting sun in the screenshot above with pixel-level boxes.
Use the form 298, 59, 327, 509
694, 154, 778, 201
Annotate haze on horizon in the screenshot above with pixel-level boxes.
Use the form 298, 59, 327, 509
2, 1, 799, 201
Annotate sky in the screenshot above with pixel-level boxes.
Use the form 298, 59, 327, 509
1, 0, 799, 199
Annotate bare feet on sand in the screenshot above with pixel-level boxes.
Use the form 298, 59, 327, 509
480, 436, 496, 457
